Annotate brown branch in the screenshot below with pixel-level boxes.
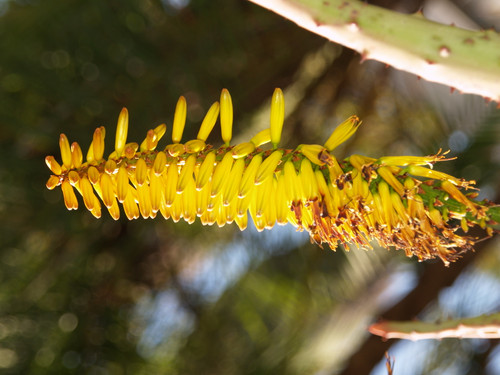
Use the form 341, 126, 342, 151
370, 313, 500, 340
339, 235, 486, 375
248, 0, 500, 102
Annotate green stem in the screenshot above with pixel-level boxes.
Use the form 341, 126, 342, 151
248, 0, 500, 102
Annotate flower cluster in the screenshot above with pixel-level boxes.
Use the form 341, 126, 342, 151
45, 89, 499, 265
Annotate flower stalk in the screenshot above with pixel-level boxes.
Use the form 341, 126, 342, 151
45, 89, 499, 265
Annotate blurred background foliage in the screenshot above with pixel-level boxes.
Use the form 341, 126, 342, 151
0, 0, 499, 374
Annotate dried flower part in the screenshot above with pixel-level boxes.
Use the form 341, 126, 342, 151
45, 89, 499, 265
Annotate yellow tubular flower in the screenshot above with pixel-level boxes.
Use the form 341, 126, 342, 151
107, 199, 120, 221
124, 143, 138, 159
428, 202, 445, 228
270, 88, 284, 148
234, 211, 247, 231
351, 169, 364, 198
216, 204, 228, 228
404, 177, 415, 190
226, 195, 238, 224
45, 156, 62, 175
154, 123, 167, 142
172, 96, 187, 143
408, 165, 465, 187
45, 89, 499, 265
100, 173, 115, 208
177, 154, 196, 193
314, 169, 329, 197
379, 155, 438, 167
236, 190, 253, 218
299, 144, 330, 166
182, 178, 197, 223
71, 142, 83, 169
377, 166, 405, 196
59, 134, 72, 169
88, 166, 100, 184
140, 124, 165, 152
196, 151, 216, 191
68, 171, 79, 185
232, 142, 255, 159
300, 159, 317, 200
137, 184, 152, 218
324, 115, 361, 151
79, 177, 96, 211
140, 129, 156, 152
92, 127, 106, 161
195, 184, 209, 216
149, 173, 163, 213
283, 161, 300, 204
153, 152, 167, 176
185, 139, 206, 154
275, 174, 288, 225
239, 154, 262, 198
254, 177, 273, 218
390, 191, 409, 221
135, 158, 148, 186
222, 158, 245, 206
90, 196, 101, 219
86, 141, 95, 163
372, 192, 386, 228
210, 152, 233, 197
61, 181, 78, 210
116, 166, 129, 203
250, 128, 271, 147
165, 163, 179, 207
407, 193, 425, 219
441, 180, 478, 215
123, 186, 139, 220
220, 89, 233, 146
461, 217, 469, 233
377, 181, 396, 229
115, 108, 129, 157
104, 159, 117, 175
328, 157, 344, 180
197, 102, 220, 142
349, 154, 372, 171
166, 143, 184, 157
254, 150, 283, 185
46, 175, 60, 190
170, 196, 182, 222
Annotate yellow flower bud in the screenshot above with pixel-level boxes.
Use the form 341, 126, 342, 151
324, 115, 361, 152
172, 96, 186, 143
250, 128, 271, 147
115, 108, 129, 157
197, 101, 219, 142
220, 88, 233, 145
45, 156, 62, 175
59, 134, 72, 169
71, 142, 83, 169
270, 88, 284, 148
232, 142, 255, 159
